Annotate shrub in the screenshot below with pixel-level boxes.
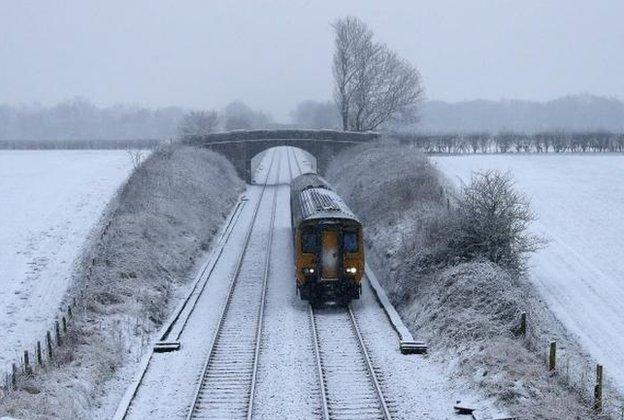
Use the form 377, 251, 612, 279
448, 170, 542, 271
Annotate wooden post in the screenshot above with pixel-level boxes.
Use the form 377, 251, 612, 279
46, 330, 53, 360
36, 341, 43, 366
55, 321, 62, 346
519, 312, 527, 336
548, 341, 557, 371
11, 363, 17, 389
594, 364, 603, 412
62, 316, 67, 333
24, 350, 32, 375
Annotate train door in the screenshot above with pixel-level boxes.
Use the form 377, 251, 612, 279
321, 229, 339, 279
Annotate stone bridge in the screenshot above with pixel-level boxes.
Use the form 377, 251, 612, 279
182, 129, 379, 181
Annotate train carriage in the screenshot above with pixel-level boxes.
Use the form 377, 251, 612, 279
290, 173, 364, 306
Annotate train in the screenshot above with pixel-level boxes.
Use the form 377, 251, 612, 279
290, 173, 364, 306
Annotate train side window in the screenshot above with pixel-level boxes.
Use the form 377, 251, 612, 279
301, 229, 317, 253
342, 231, 358, 253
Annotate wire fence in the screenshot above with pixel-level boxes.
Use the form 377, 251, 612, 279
2, 301, 75, 393
0, 204, 119, 396
519, 310, 624, 418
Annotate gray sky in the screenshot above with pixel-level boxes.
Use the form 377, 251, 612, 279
1, 0, 623, 121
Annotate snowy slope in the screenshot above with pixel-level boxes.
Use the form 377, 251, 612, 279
433, 154, 624, 390
0, 150, 136, 372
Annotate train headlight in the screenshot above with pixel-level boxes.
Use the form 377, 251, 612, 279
346, 267, 357, 274
303, 267, 315, 275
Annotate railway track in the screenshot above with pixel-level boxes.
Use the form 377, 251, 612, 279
309, 305, 393, 420
118, 147, 398, 419
287, 146, 392, 419
185, 150, 280, 419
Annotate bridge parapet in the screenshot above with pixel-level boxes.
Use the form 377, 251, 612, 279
182, 129, 379, 181
183, 129, 379, 144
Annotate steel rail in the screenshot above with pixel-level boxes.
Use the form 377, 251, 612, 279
309, 304, 392, 420
347, 306, 393, 420
186, 148, 278, 419
285, 146, 294, 181
308, 306, 331, 420
246, 150, 282, 419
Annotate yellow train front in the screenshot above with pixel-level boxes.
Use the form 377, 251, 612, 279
290, 174, 364, 306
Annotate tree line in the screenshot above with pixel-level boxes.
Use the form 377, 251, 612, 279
0, 98, 277, 141
393, 131, 624, 153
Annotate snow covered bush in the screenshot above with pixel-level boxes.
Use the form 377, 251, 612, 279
448, 170, 543, 271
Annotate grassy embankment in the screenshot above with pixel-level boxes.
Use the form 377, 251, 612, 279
327, 142, 607, 419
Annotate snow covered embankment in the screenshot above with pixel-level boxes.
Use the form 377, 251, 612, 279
0, 145, 243, 419
327, 143, 596, 419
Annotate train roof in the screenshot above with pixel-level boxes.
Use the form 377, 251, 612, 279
290, 173, 329, 193
291, 173, 360, 224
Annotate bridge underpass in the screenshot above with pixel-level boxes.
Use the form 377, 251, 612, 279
181, 129, 379, 181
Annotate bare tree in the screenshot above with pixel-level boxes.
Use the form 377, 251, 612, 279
177, 110, 220, 136
331, 16, 423, 131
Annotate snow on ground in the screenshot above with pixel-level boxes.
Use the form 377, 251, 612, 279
0, 150, 136, 372
433, 154, 624, 390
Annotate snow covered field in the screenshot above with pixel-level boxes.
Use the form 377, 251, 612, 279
0, 150, 136, 372
433, 154, 624, 390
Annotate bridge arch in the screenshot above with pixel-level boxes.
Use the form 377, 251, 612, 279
250, 147, 317, 184
181, 129, 379, 182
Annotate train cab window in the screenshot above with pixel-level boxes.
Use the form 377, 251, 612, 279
301, 229, 318, 253
342, 231, 358, 253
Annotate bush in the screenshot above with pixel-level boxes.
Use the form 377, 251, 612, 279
448, 170, 542, 271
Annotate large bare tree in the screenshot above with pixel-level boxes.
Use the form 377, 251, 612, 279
332, 16, 423, 131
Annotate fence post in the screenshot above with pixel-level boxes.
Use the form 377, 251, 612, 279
11, 363, 17, 389
36, 341, 43, 366
548, 341, 557, 371
55, 321, 62, 346
62, 316, 67, 334
594, 364, 603, 412
24, 350, 32, 375
46, 330, 53, 361
519, 312, 527, 336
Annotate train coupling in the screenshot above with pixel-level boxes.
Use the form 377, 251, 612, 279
400, 340, 428, 354
154, 341, 181, 353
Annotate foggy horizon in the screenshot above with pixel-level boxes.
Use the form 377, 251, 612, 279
2, 0, 623, 121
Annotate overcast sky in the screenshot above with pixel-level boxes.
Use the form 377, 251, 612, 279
1, 0, 623, 121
